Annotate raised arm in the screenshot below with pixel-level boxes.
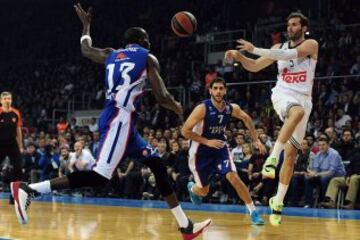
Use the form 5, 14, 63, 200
231, 104, 267, 154
74, 3, 114, 64
147, 53, 183, 115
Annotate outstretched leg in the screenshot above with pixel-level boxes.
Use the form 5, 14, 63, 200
262, 106, 304, 179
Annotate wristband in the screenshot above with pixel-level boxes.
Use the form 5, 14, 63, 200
80, 35, 92, 45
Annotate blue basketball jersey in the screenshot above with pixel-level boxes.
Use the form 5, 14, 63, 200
194, 99, 233, 142
188, 99, 236, 187
94, 44, 158, 179
104, 44, 149, 113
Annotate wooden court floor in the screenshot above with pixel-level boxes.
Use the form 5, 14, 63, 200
0, 199, 359, 240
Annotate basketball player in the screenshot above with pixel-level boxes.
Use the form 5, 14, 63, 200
224, 12, 318, 226
11, 4, 211, 239
181, 77, 266, 225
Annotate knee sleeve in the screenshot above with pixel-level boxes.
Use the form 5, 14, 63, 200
145, 157, 174, 197
67, 171, 109, 189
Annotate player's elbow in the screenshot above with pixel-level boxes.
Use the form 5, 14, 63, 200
181, 127, 189, 138
242, 114, 252, 125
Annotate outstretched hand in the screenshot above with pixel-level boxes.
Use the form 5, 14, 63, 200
236, 39, 255, 53
253, 139, 267, 155
224, 50, 240, 64
74, 3, 92, 26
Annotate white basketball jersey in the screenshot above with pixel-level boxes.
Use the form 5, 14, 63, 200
274, 41, 317, 96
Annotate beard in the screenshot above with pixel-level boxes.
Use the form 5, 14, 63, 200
211, 95, 223, 103
288, 29, 303, 41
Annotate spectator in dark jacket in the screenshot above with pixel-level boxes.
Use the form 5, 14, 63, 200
22, 143, 42, 183
288, 139, 315, 206
335, 129, 356, 161
172, 140, 192, 201
38, 144, 60, 181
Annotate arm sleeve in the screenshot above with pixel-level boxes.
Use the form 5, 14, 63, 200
312, 155, 320, 172
252, 47, 298, 61
328, 152, 341, 176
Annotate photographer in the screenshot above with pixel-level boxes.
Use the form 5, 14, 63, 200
38, 144, 60, 181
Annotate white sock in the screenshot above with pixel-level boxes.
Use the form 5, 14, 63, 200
171, 205, 189, 228
246, 202, 256, 215
29, 180, 51, 194
275, 183, 289, 203
270, 141, 285, 159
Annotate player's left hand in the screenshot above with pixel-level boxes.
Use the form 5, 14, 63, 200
224, 50, 240, 64
74, 3, 92, 27
253, 139, 267, 155
236, 39, 255, 53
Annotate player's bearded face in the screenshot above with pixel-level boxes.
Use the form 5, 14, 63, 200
288, 28, 303, 41
210, 84, 226, 102
287, 18, 305, 41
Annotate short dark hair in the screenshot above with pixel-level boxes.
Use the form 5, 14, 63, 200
124, 27, 148, 45
343, 129, 354, 137
319, 136, 330, 144
287, 12, 309, 28
302, 138, 311, 147
209, 77, 226, 88
234, 133, 245, 139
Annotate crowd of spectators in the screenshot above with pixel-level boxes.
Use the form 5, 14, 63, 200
0, 0, 359, 209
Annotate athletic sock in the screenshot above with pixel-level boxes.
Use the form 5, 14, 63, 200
29, 180, 51, 194
171, 205, 190, 228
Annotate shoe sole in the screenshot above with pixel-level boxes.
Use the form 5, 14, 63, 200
252, 220, 265, 225
11, 182, 28, 224
269, 214, 281, 226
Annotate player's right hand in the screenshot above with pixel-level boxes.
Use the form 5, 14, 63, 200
74, 3, 92, 26
224, 50, 240, 64
205, 139, 225, 149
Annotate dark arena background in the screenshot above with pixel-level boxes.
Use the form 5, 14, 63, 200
0, 0, 359, 239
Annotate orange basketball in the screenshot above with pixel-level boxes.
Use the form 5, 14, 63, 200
171, 11, 197, 37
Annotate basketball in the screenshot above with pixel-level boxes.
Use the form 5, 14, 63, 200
171, 11, 197, 37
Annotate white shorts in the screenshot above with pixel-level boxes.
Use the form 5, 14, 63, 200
271, 87, 312, 149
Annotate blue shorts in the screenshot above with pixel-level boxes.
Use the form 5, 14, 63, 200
188, 142, 237, 187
